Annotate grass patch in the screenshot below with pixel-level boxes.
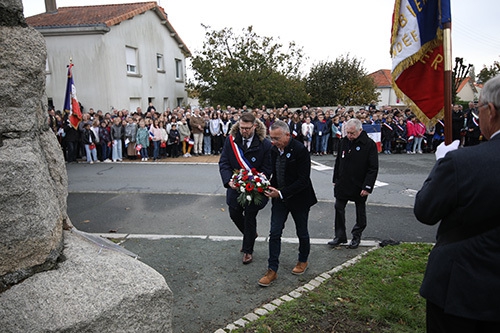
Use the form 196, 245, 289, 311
235, 243, 432, 333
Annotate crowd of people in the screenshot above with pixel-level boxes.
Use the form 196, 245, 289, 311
47, 100, 484, 164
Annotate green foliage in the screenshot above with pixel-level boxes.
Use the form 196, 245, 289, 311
190, 25, 310, 108
305, 54, 379, 106
477, 61, 500, 84
235, 243, 432, 333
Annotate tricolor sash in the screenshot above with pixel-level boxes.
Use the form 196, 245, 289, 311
229, 135, 253, 171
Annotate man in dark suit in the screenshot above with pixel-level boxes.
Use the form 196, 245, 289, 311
258, 120, 317, 287
219, 113, 272, 265
414, 75, 500, 332
328, 118, 379, 249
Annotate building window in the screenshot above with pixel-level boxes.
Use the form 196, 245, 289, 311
176, 97, 183, 107
126, 46, 138, 74
175, 58, 183, 80
156, 53, 164, 72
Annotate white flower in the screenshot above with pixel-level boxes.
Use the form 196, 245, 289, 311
240, 186, 246, 192
246, 195, 252, 201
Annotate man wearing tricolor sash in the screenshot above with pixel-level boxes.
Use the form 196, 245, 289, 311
219, 113, 272, 265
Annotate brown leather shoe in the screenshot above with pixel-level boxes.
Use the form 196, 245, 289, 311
258, 269, 277, 287
242, 253, 253, 264
292, 261, 308, 275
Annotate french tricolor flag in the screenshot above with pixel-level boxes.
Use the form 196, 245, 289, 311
63, 62, 82, 129
390, 0, 451, 123
363, 123, 382, 153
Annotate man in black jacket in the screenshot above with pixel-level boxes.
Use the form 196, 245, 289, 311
258, 120, 317, 287
328, 118, 379, 249
414, 75, 500, 332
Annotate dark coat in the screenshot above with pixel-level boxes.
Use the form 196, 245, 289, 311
270, 137, 317, 210
333, 131, 379, 201
414, 135, 500, 321
381, 121, 394, 142
82, 128, 97, 145
219, 120, 272, 210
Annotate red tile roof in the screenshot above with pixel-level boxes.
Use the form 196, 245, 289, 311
368, 69, 392, 87
456, 76, 471, 93
26, 2, 191, 56
26, 2, 159, 28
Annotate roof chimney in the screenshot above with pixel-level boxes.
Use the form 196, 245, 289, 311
45, 0, 57, 14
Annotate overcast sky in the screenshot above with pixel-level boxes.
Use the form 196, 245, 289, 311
23, 0, 500, 76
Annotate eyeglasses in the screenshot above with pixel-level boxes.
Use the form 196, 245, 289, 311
270, 136, 282, 142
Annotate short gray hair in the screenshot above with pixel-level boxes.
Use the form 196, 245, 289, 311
270, 120, 290, 133
344, 118, 362, 131
481, 75, 500, 110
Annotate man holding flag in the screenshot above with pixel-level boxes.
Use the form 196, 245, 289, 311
63, 61, 82, 130
219, 113, 272, 265
415, 75, 500, 332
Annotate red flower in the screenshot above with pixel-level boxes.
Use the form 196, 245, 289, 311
251, 168, 257, 174
242, 175, 249, 181
246, 183, 255, 191
257, 187, 264, 193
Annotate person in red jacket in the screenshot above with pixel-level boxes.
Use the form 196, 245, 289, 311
406, 114, 416, 154
412, 118, 427, 154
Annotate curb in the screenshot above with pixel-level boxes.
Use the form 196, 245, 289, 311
214, 246, 379, 332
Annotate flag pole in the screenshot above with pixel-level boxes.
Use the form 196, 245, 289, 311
443, 22, 452, 145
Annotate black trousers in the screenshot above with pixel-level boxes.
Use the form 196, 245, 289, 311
228, 205, 259, 254
334, 197, 367, 240
426, 300, 500, 332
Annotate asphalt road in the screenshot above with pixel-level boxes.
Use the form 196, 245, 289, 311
66, 152, 439, 332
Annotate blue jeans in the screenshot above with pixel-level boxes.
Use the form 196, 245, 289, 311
383, 138, 392, 152
84, 144, 97, 162
315, 135, 328, 153
268, 199, 310, 272
153, 140, 160, 159
203, 135, 211, 154
112, 139, 122, 160
101, 142, 110, 160
413, 137, 423, 152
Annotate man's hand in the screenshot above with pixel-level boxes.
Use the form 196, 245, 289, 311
435, 140, 459, 160
265, 186, 280, 198
360, 190, 370, 197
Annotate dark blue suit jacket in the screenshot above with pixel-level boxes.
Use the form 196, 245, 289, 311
414, 134, 500, 320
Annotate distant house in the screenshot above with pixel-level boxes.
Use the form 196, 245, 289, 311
456, 77, 478, 103
368, 69, 405, 108
26, 1, 191, 114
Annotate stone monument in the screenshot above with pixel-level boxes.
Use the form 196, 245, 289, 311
0, 1, 173, 331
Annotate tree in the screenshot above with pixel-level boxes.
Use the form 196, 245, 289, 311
305, 55, 379, 106
190, 25, 310, 108
477, 60, 500, 84
452, 57, 473, 103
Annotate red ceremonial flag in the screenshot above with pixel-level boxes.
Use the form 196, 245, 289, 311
391, 0, 451, 124
63, 62, 82, 129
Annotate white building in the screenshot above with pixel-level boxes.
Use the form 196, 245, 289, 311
368, 69, 405, 108
26, 1, 191, 114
